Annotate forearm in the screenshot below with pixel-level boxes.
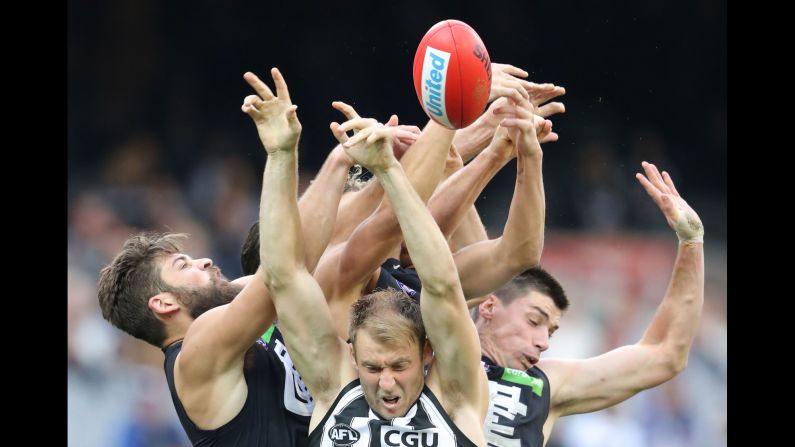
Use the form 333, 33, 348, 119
298, 147, 351, 272
260, 150, 305, 286
428, 149, 508, 237
453, 151, 543, 298
399, 119, 455, 202
448, 206, 488, 253
258, 148, 343, 383
330, 180, 383, 245
343, 120, 454, 254
454, 113, 497, 163
498, 150, 544, 267
640, 242, 705, 365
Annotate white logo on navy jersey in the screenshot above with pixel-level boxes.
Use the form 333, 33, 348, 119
484, 381, 526, 446
273, 338, 315, 416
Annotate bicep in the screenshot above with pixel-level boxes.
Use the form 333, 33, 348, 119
269, 270, 352, 403
421, 289, 486, 403
180, 276, 276, 378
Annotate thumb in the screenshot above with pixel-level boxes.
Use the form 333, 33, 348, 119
286, 105, 300, 127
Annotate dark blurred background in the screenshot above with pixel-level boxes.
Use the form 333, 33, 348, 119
68, 1, 726, 446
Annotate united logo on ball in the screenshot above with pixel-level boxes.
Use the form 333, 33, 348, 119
413, 20, 492, 129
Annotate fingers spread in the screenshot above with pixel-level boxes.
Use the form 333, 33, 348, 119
243, 71, 275, 100
270, 67, 292, 103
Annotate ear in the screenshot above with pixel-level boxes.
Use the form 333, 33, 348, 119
422, 339, 434, 366
148, 293, 180, 318
348, 341, 358, 370
478, 294, 500, 321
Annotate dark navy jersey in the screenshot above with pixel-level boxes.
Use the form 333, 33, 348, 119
309, 379, 479, 447
375, 258, 422, 300
163, 326, 313, 446
481, 356, 550, 447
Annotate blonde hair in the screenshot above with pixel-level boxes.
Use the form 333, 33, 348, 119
349, 289, 425, 352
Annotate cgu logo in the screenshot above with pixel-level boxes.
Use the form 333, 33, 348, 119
383, 429, 439, 447
328, 423, 360, 445
421, 46, 452, 128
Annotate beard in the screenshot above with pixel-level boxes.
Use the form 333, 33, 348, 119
170, 269, 244, 319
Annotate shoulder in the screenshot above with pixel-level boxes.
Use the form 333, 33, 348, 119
178, 305, 237, 377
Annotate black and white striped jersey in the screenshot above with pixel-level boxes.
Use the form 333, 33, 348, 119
308, 379, 479, 447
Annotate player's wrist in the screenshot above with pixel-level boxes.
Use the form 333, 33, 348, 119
678, 235, 704, 245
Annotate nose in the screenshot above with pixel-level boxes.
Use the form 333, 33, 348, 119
535, 330, 550, 352
196, 258, 213, 270
379, 370, 396, 391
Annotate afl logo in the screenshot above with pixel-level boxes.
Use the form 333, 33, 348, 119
328, 423, 360, 445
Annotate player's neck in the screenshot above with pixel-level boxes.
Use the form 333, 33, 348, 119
162, 337, 183, 349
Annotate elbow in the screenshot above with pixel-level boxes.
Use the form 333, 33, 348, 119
660, 346, 690, 377
504, 241, 543, 272
522, 245, 543, 268
261, 263, 301, 291
669, 348, 690, 375
420, 274, 459, 299
672, 357, 688, 375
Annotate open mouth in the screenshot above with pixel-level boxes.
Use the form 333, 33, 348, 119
524, 355, 539, 368
382, 396, 400, 410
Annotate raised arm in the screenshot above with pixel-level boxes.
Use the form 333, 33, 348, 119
427, 141, 510, 239
341, 120, 489, 438
321, 83, 540, 297
449, 100, 547, 297
540, 161, 704, 421
253, 68, 354, 419
396, 146, 490, 266
316, 73, 543, 305
297, 143, 354, 273
440, 145, 488, 252
174, 68, 301, 398
326, 102, 420, 246
313, 118, 454, 302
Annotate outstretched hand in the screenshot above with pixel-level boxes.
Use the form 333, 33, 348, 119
492, 100, 542, 159
636, 161, 704, 244
337, 119, 398, 172
489, 63, 531, 104
484, 97, 558, 144
489, 63, 566, 119
241, 68, 301, 153
330, 102, 419, 160
528, 83, 566, 118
